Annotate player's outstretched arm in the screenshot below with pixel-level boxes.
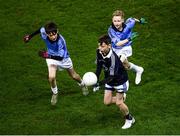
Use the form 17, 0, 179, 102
93, 83, 100, 92
23, 28, 40, 43
139, 18, 147, 24
133, 18, 147, 24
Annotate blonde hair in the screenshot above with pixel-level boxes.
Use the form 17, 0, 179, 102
112, 10, 124, 18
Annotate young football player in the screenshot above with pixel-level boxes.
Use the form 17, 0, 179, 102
108, 10, 147, 85
23, 22, 88, 105
95, 34, 135, 129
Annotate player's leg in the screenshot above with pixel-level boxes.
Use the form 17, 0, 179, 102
46, 59, 60, 105
114, 47, 133, 71
67, 68, 82, 83
115, 81, 135, 129
59, 57, 82, 84
48, 65, 57, 89
67, 68, 89, 96
120, 54, 130, 70
104, 84, 117, 105
118, 46, 144, 85
116, 93, 129, 115
47, 64, 58, 105
56, 57, 88, 96
121, 57, 144, 85
128, 62, 144, 85
116, 93, 135, 129
104, 90, 114, 105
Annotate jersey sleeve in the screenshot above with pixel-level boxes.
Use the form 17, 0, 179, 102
108, 26, 121, 45
40, 27, 47, 40
125, 18, 136, 29
58, 35, 67, 53
95, 50, 103, 81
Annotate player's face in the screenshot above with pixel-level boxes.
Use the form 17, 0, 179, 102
112, 16, 124, 30
47, 32, 58, 41
98, 42, 111, 56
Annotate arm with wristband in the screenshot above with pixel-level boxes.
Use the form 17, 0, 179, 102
128, 32, 139, 41
126, 17, 147, 42
38, 50, 63, 61
133, 17, 147, 24
24, 28, 64, 61
93, 76, 114, 92
23, 28, 41, 43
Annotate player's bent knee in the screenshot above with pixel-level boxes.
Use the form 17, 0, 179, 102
116, 100, 124, 106
123, 64, 129, 70
120, 54, 127, 62
48, 76, 56, 82
104, 100, 111, 106
123, 62, 130, 70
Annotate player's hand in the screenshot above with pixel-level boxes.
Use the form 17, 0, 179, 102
129, 32, 139, 41
38, 50, 49, 58
93, 83, 100, 92
139, 18, 147, 24
23, 35, 31, 43
93, 86, 100, 92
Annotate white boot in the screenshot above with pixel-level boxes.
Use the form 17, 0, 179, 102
129, 62, 144, 85
51, 86, 58, 105
78, 81, 89, 96
51, 93, 58, 105
135, 67, 144, 85
122, 117, 135, 129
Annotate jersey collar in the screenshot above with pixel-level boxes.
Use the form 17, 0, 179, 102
48, 34, 60, 43
111, 23, 126, 32
100, 49, 112, 59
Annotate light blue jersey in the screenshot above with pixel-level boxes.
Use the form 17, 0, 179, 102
108, 18, 135, 49
40, 27, 69, 58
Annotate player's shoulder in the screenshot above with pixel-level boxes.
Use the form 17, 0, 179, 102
40, 27, 47, 39
59, 34, 65, 39
96, 49, 100, 56
56, 34, 66, 46
58, 34, 65, 42
96, 49, 103, 59
40, 27, 45, 33
125, 17, 135, 24
108, 25, 114, 32
108, 25, 112, 29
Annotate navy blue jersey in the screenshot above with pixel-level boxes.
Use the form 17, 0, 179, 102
96, 49, 128, 86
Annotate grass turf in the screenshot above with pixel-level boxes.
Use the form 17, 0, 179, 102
0, 0, 179, 134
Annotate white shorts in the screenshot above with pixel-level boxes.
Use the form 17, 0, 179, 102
113, 46, 132, 58
46, 57, 73, 71
105, 80, 129, 93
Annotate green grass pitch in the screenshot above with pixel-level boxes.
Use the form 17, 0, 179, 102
0, 0, 179, 134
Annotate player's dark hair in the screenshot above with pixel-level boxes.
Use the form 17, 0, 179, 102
45, 22, 58, 34
98, 34, 111, 45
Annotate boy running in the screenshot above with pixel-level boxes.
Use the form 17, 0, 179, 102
23, 22, 88, 105
108, 10, 147, 85
95, 34, 135, 129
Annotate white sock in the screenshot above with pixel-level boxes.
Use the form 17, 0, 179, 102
129, 62, 141, 72
51, 86, 58, 94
